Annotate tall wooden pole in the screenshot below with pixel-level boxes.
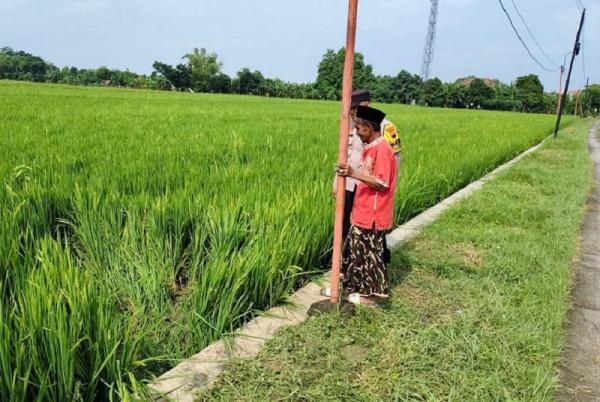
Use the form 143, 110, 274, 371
330, 0, 359, 303
585, 77, 590, 116
556, 66, 564, 115
554, 8, 585, 138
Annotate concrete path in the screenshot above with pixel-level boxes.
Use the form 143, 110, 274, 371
559, 121, 600, 401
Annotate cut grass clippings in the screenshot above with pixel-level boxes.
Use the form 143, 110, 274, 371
198, 120, 594, 401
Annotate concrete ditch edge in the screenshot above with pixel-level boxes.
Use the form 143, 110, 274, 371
150, 135, 550, 402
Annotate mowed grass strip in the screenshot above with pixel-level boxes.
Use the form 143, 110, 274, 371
198, 120, 593, 401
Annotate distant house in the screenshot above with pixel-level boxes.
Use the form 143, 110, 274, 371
101, 80, 112, 87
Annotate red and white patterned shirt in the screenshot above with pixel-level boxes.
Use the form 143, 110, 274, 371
351, 136, 397, 231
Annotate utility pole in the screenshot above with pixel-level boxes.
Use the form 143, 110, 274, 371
554, 8, 585, 137
574, 91, 581, 116
330, 0, 358, 304
556, 66, 564, 115
585, 77, 590, 116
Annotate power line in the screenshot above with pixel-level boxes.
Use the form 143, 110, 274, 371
509, 0, 560, 68
497, 0, 559, 72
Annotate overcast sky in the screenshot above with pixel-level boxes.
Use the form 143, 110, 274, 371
1, 0, 597, 91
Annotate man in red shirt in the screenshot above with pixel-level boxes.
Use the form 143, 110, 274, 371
336, 105, 397, 306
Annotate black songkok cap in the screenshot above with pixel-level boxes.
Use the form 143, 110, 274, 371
355, 105, 386, 125
351, 89, 371, 107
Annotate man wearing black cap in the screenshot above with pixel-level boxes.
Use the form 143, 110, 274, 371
334, 89, 401, 241
350, 90, 400, 265
335, 105, 398, 306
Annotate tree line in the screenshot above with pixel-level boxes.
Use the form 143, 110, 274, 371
1, 46, 598, 116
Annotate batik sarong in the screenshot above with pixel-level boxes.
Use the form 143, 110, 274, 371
341, 225, 389, 298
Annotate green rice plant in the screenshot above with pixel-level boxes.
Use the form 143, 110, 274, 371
0, 80, 571, 400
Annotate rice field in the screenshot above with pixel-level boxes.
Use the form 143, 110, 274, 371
0, 81, 568, 400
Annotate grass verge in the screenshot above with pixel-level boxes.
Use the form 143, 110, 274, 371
196, 119, 594, 401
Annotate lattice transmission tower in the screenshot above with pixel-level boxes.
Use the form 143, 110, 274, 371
420, 0, 439, 81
